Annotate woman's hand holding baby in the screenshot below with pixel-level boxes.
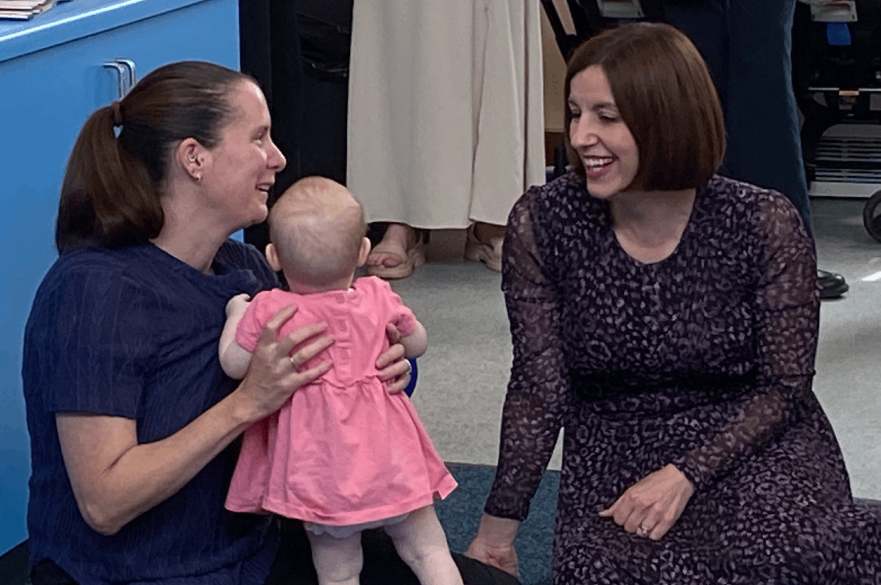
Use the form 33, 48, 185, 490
234, 304, 333, 422
378, 323, 411, 394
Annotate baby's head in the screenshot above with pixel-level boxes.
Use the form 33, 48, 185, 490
266, 176, 370, 291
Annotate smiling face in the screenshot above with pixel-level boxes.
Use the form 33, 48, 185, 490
567, 66, 639, 200
200, 80, 286, 231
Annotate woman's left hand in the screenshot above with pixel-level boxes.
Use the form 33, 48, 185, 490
599, 464, 694, 540
376, 323, 411, 394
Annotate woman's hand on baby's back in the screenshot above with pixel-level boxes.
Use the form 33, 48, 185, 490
235, 304, 333, 421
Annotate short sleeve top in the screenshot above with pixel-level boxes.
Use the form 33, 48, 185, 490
23, 240, 280, 585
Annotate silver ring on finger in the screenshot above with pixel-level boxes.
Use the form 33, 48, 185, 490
404, 360, 412, 374
637, 525, 650, 538
289, 355, 297, 368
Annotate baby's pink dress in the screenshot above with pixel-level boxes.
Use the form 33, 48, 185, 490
224, 276, 457, 526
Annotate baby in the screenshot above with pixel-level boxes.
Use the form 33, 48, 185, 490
218, 176, 462, 585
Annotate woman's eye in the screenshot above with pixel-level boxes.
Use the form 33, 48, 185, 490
569, 111, 581, 119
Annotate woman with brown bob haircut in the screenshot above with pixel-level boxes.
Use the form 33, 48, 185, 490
562, 21, 725, 192
466, 22, 881, 583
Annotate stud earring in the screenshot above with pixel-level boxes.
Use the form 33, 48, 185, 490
193, 174, 202, 183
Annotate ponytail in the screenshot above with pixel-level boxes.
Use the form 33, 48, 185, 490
55, 61, 249, 254
56, 103, 163, 253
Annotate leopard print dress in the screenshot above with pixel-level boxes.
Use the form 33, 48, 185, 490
484, 173, 881, 584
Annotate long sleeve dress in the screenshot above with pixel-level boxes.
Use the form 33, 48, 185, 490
484, 173, 881, 584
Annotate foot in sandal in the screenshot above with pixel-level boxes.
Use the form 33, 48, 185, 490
464, 222, 505, 272
367, 223, 426, 279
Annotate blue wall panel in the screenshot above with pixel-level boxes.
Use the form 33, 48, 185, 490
0, 0, 240, 553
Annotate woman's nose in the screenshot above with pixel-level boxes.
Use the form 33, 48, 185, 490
570, 117, 597, 149
268, 138, 287, 172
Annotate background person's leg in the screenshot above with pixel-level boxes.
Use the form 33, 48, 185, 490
664, 0, 848, 298
661, 0, 729, 114
726, 0, 847, 298
667, 0, 808, 225
664, 0, 810, 222
725, 0, 811, 227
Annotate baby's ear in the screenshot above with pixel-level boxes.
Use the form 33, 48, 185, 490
357, 237, 372, 267
265, 243, 283, 272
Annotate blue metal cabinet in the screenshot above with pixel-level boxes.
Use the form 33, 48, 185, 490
0, 0, 239, 553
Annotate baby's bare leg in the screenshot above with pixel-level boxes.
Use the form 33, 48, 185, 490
383, 506, 464, 585
304, 529, 363, 585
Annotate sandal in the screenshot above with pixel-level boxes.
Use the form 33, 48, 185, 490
367, 230, 427, 280
464, 224, 503, 272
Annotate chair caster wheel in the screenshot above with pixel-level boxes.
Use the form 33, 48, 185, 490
863, 190, 881, 243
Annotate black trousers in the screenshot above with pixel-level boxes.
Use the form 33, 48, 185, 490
662, 0, 812, 230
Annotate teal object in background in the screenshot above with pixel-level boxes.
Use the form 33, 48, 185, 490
0, 0, 240, 554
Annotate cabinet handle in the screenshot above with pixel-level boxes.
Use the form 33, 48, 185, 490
116, 58, 137, 93
102, 58, 137, 99
103, 61, 128, 99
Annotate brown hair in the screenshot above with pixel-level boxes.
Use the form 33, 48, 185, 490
564, 22, 725, 190
56, 61, 252, 253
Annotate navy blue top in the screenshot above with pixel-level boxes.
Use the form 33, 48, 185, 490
22, 240, 281, 585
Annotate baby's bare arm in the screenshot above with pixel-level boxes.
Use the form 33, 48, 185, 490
400, 320, 427, 358
219, 294, 254, 379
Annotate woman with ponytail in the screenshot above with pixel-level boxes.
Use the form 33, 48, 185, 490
20, 61, 433, 585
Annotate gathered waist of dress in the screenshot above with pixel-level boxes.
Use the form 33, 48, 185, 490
305, 373, 387, 391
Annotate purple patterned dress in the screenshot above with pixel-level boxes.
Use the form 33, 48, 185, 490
485, 173, 881, 584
